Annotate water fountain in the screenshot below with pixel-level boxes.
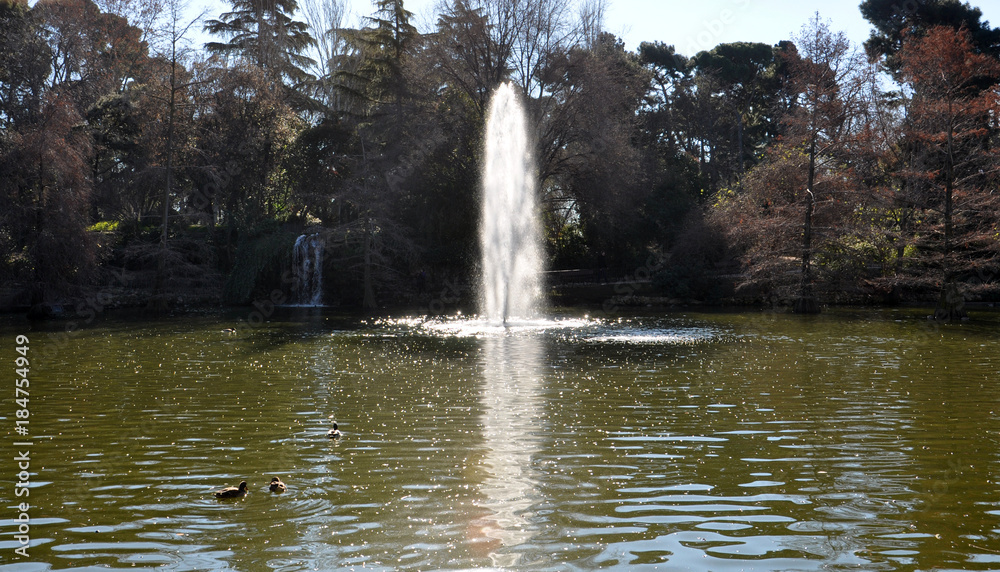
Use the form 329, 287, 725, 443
479, 82, 545, 324
293, 233, 324, 306
465, 83, 548, 564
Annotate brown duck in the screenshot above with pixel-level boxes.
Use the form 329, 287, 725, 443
269, 477, 286, 493
214, 481, 248, 498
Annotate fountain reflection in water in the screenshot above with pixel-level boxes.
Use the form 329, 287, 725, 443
468, 82, 549, 565
476, 333, 544, 567
293, 233, 323, 306
479, 82, 544, 324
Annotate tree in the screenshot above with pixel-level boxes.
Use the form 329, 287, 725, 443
691, 42, 780, 179
94, 0, 165, 50
332, 0, 423, 309
898, 25, 1000, 318
861, 0, 1000, 79
86, 91, 143, 219
195, 62, 301, 256
0, 94, 96, 304
0, 0, 50, 130
510, 0, 577, 100
543, 33, 653, 268
35, 0, 151, 112
341, 0, 418, 118
637, 42, 691, 158
143, 0, 205, 307
784, 15, 874, 312
204, 0, 315, 96
712, 17, 876, 309
433, 0, 509, 114
299, 0, 350, 112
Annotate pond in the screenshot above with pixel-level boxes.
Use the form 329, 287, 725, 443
1, 307, 999, 571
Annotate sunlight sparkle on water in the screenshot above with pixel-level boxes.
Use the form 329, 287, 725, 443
369, 315, 721, 345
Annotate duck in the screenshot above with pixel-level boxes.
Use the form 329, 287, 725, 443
269, 477, 286, 493
327, 422, 342, 439
214, 481, 248, 498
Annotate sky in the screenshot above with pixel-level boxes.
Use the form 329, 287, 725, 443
191, 0, 1000, 57
343, 0, 1000, 54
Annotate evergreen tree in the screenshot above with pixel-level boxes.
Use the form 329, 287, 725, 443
340, 0, 418, 117
204, 0, 316, 88
691, 42, 781, 182
861, 0, 1000, 79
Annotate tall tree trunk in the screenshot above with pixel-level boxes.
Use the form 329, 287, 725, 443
149, 36, 178, 314
363, 217, 376, 310
935, 109, 965, 320
794, 124, 820, 314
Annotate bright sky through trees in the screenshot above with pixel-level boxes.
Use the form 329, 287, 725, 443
354, 0, 999, 52
189, 1, 1000, 58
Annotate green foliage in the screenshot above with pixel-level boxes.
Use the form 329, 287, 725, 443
196, 63, 304, 237
223, 228, 298, 304
654, 262, 722, 301
284, 118, 354, 224
204, 0, 316, 89
690, 42, 783, 173
639, 42, 688, 76
549, 222, 590, 270
88, 220, 120, 233
4, 0, 999, 311
656, 210, 731, 301
337, 0, 418, 117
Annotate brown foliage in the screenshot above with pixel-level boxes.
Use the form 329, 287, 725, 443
35, 0, 149, 110
714, 17, 876, 304
0, 93, 96, 291
896, 25, 1000, 304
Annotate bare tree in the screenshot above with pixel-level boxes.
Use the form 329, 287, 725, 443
146, 0, 206, 309
784, 14, 874, 312
434, 0, 604, 102
300, 0, 351, 111
577, 0, 605, 49
432, 0, 511, 114
712, 15, 879, 309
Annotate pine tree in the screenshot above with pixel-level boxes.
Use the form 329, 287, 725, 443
339, 0, 417, 117
204, 0, 315, 88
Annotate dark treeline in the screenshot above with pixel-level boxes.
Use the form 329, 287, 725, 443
2, 0, 1000, 317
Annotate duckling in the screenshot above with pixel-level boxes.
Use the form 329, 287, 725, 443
269, 477, 286, 493
327, 422, 342, 439
214, 481, 248, 498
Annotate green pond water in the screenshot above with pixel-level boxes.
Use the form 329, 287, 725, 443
1, 307, 999, 571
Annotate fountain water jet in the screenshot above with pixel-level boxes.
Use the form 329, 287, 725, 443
479, 83, 544, 324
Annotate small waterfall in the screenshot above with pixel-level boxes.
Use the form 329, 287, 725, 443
293, 233, 323, 306
479, 83, 544, 323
